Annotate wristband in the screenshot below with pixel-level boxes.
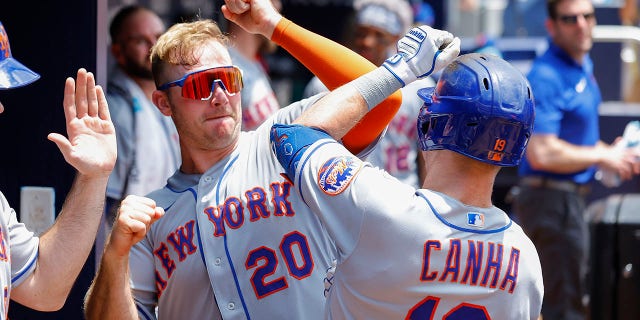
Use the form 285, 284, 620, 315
351, 66, 403, 110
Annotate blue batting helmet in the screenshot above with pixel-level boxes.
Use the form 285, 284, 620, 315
0, 21, 40, 90
416, 53, 534, 166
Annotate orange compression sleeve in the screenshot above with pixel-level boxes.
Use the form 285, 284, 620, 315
271, 18, 402, 154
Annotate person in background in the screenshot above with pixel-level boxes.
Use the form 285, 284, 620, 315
0, 21, 116, 318
105, 5, 180, 227
512, 0, 640, 318
303, 0, 432, 188
226, 0, 282, 130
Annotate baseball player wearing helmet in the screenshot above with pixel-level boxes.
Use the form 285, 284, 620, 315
270, 53, 543, 319
0, 22, 117, 318
83, 0, 460, 318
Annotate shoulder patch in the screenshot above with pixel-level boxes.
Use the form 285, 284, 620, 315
317, 156, 362, 195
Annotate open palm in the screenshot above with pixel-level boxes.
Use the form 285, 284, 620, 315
48, 69, 116, 178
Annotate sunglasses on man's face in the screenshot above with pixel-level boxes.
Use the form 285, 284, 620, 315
557, 12, 595, 25
158, 66, 244, 100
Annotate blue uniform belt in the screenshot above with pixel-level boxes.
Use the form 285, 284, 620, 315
519, 176, 590, 195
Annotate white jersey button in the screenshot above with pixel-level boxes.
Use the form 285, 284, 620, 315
227, 302, 235, 310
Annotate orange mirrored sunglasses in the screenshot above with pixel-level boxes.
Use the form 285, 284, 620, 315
158, 66, 244, 100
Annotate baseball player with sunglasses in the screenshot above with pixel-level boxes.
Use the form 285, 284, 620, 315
270, 53, 543, 319
83, 0, 460, 318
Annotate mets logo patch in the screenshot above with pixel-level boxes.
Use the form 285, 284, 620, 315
317, 156, 362, 195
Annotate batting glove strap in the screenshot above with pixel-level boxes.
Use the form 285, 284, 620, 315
382, 55, 420, 87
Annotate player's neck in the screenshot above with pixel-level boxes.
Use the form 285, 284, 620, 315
422, 152, 497, 208
178, 139, 238, 174
425, 179, 494, 208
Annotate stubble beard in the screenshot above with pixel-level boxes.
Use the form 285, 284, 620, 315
124, 59, 153, 80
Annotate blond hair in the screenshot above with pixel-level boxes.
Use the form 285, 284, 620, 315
151, 19, 230, 87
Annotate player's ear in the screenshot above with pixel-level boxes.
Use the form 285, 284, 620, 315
152, 90, 173, 116
110, 42, 126, 66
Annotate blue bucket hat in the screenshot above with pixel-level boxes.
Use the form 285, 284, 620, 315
0, 21, 40, 89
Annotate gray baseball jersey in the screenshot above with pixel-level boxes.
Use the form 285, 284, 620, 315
271, 127, 544, 319
0, 192, 39, 319
130, 94, 378, 320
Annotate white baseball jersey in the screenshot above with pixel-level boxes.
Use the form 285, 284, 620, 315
229, 47, 280, 131
0, 192, 39, 320
130, 94, 379, 320
303, 76, 434, 188
274, 129, 544, 320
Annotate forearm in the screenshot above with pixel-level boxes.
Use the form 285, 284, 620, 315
534, 151, 598, 174
272, 18, 403, 153
527, 136, 606, 173
295, 67, 402, 140
294, 86, 365, 138
11, 173, 108, 310
84, 248, 138, 319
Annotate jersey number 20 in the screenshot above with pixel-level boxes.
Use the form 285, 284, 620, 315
245, 231, 313, 298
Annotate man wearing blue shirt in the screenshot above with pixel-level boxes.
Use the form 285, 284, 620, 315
512, 0, 640, 319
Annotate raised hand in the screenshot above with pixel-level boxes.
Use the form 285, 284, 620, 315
383, 26, 461, 86
224, 0, 250, 14
47, 68, 116, 178
221, 0, 282, 38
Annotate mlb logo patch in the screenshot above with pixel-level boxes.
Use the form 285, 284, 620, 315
467, 212, 485, 228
